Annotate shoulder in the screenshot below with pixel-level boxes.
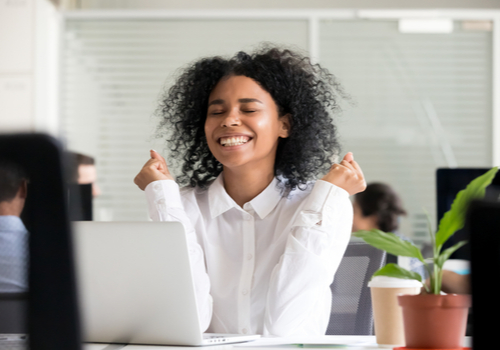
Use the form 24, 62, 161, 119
283, 179, 349, 202
283, 180, 315, 202
0, 215, 27, 234
284, 179, 352, 220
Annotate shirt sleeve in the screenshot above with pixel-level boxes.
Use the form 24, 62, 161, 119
263, 180, 352, 337
145, 180, 213, 332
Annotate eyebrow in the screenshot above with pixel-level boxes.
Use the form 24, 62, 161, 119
208, 98, 264, 106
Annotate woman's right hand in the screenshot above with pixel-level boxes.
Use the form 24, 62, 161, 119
134, 150, 174, 191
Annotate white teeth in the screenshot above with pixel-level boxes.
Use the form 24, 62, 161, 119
220, 136, 250, 147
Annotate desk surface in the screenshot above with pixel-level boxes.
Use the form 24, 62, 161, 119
83, 335, 472, 350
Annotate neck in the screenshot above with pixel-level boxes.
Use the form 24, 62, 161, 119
222, 165, 275, 208
0, 198, 23, 217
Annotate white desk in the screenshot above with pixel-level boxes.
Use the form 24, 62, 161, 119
83, 335, 472, 350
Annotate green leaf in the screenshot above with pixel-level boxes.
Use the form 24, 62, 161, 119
353, 229, 424, 262
373, 263, 423, 282
435, 167, 498, 248
435, 240, 468, 269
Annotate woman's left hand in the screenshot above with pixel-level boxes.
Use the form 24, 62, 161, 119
321, 152, 366, 195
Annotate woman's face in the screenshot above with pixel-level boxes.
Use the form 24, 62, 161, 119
204, 75, 289, 172
352, 200, 378, 232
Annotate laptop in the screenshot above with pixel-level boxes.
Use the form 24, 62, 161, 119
72, 221, 260, 346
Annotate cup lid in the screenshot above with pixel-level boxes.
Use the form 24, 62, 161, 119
368, 276, 422, 288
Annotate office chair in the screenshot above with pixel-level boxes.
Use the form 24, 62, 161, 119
326, 242, 386, 335
0, 292, 27, 334
0, 134, 81, 350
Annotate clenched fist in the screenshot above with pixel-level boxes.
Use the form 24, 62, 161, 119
321, 152, 366, 196
134, 150, 174, 191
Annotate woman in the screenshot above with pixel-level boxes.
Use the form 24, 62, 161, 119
134, 47, 366, 336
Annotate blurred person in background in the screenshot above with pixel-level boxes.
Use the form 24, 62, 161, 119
0, 159, 29, 292
352, 182, 425, 278
70, 152, 101, 198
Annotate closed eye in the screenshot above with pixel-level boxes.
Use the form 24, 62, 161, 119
209, 110, 225, 115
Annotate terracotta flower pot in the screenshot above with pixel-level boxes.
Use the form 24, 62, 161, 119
398, 294, 471, 349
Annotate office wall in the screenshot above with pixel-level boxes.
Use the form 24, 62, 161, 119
0, 0, 58, 134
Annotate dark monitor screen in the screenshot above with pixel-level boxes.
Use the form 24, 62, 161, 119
468, 200, 500, 350
436, 168, 500, 259
68, 184, 93, 221
0, 134, 81, 350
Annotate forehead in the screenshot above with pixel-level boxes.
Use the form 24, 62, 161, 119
208, 75, 273, 102
78, 164, 97, 183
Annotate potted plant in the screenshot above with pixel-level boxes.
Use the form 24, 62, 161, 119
353, 167, 498, 349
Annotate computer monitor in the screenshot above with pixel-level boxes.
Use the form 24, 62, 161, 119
68, 184, 93, 221
0, 134, 81, 350
468, 200, 500, 350
436, 168, 500, 259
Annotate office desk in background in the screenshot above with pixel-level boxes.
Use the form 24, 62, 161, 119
83, 335, 472, 350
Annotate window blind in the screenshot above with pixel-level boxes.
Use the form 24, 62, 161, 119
319, 20, 492, 243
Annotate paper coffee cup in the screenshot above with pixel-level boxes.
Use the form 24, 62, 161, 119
368, 276, 422, 347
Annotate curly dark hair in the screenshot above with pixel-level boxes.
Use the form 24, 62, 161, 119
157, 46, 347, 192
355, 183, 407, 232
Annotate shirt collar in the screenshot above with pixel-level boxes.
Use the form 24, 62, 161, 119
0, 215, 28, 233
208, 174, 238, 219
248, 177, 282, 220
208, 173, 282, 220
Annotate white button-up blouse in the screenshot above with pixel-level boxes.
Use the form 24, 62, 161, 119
145, 174, 352, 337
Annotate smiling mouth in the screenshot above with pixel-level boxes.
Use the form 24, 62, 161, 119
219, 136, 252, 147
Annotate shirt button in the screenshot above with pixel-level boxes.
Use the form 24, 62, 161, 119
242, 289, 248, 295
154, 183, 161, 191
244, 215, 252, 221
157, 199, 165, 205
247, 253, 253, 260
242, 328, 248, 334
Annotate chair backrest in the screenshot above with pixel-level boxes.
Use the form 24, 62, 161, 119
0, 293, 27, 333
326, 241, 386, 335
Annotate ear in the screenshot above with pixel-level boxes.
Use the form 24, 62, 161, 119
18, 180, 28, 199
278, 114, 291, 138
367, 214, 379, 229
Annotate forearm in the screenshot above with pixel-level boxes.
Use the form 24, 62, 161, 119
263, 233, 346, 336
263, 181, 352, 336
145, 180, 213, 331
441, 270, 471, 294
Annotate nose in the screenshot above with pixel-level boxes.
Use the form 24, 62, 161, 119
221, 108, 241, 127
